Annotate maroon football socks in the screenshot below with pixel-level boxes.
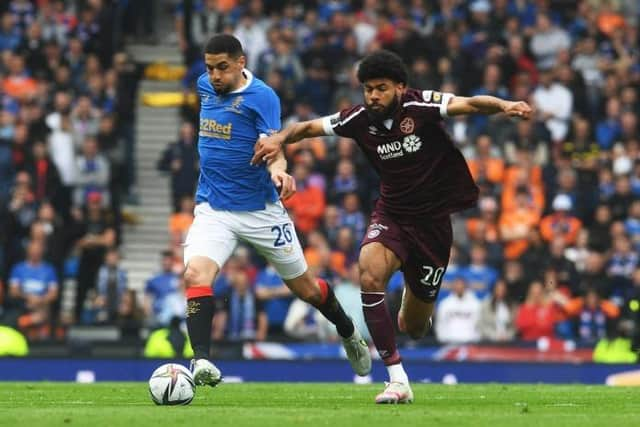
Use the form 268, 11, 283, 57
361, 292, 401, 365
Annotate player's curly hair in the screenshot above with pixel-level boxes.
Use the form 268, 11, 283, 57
204, 34, 244, 58
357, 50, 409, 85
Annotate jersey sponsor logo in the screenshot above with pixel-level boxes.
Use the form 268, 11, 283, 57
376, 140, 404, 160
375, 134, 422, 160
399, 117, 414, 134
402, 134, 422, 152
225, 96, 244, 115
199, 117, 233, 140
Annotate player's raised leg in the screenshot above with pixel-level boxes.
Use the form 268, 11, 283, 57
359, 242, 413, 404
284, 271, 371, 376
245, 202, 371, 376
183, 256, 222, 387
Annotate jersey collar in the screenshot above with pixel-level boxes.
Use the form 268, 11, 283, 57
229, 69, 253, 94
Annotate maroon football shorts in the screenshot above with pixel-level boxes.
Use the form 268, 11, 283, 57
360, 208, 452, 302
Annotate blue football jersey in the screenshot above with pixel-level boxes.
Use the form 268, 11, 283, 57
195, 69, 280, 211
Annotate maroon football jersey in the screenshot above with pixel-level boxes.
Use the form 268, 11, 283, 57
322, 88, 479, 219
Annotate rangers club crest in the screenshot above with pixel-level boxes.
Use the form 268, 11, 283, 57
400, 117, 414, 134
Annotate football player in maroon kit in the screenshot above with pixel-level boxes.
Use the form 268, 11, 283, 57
251, 50, 532, 403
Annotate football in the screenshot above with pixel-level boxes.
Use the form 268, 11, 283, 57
148, 363, 195, 405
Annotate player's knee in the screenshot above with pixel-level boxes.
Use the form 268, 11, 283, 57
359, 269, 385, 292
183, 264, 212, 287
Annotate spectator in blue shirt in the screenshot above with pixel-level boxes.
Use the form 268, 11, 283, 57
0, 12, 21, 52
339, 192, 366, 239
144, 250, 182, 327
460, 243, 499, 300
596, 98, 622, 150
8, 239, 58, 338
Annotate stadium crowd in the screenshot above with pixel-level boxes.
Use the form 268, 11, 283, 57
1, 0, 639, 362
0, 0, 143, 340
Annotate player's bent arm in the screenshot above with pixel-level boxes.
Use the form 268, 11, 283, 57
251, 118, 327, 165
446, 95, 532, 119
279, 118, 328, 145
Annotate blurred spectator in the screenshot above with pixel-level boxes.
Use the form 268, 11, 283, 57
499, 187, 541, 260
466, 134, 504, 185
589, 204, 614, 252
529, 13, 570, 70
89, 247, 127, 325
213, 266, 267, 342
540, 194, 583, 245
8, 239, 58, 339
563, 288, 620, 343
284, 162, 325, 234
545, 238, 580, 292
607, 175, 634, 221
73, 136, 110, 208
157, 121, 199, 212
564, 229, 591, 273
479, 279, 517, 342
533, 68, 573, 142
516, 281, 558, 340
435, 277, 481, 343
607, 235, 639, 298
25, 140, 61, 205
339, 192, 366, 239
460, 243, 498, 299
117, 289, 144, 339
144, 251, 183, 328
72, 192, 116, 321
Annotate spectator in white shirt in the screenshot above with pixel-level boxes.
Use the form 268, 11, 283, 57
533, 68, 573, 142
435, 277, 481, 344
529, 13, 570, 70
74, 136, 110, 207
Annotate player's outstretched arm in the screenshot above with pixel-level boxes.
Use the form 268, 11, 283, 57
266, 149, 296, 201
446, 95, 532, 119
250, 118, 327, 165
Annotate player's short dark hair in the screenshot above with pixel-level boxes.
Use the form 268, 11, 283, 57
204, 34, 244, 58
357, 50, 409, 85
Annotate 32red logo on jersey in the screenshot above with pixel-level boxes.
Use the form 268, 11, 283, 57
400, 117, 414, 134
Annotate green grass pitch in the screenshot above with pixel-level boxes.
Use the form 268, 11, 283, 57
0, 383, 638, 427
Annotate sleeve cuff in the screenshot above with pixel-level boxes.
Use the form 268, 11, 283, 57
440, 93, 455, 118
321, 114, 338, 136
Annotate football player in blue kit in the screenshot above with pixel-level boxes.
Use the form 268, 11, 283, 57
183, 34, 370, 386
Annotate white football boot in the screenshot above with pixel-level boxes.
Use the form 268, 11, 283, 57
375, 382, 414, 404
190, 359, 222, 387
342, 328, 372, 376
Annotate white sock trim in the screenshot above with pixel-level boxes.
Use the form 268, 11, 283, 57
362, 299, 385, 308
386, 363, 409, 385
